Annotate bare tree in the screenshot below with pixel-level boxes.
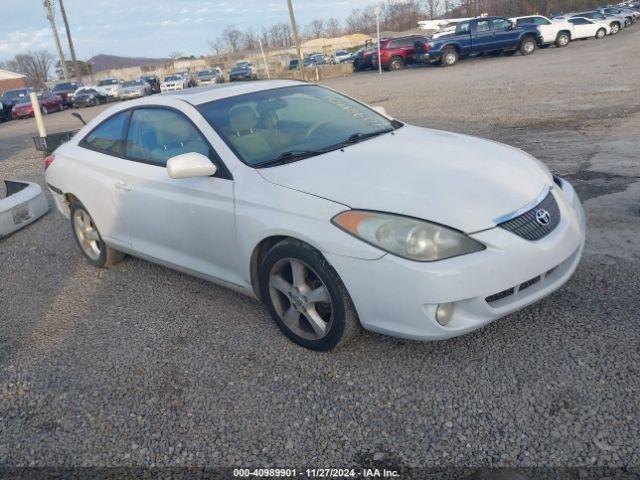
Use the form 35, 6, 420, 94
0, 50, 54, 89
169, 51, 184, 59
426, 0, 442, 19
324, 18, 342, 37
221, 25, 243, 53
207, 38, 226, 56
306, 18, 325, 39
243, 28, 258, 51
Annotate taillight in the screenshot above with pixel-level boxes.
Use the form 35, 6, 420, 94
44, 154, 55, 170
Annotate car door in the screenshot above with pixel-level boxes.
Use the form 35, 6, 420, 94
491, 18, 518, 49
471, 19, 495, 52
74, 110, 134, 248
568, 18, 592, 38
534, 16, 555, 42
115, 106, 242, 286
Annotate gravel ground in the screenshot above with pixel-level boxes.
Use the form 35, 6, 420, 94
1, 27, 639, 475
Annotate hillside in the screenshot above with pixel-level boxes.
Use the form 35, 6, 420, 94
86, 54, 170, 72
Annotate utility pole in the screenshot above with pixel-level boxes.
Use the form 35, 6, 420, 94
58, 0, 82, 82
44, 0, 69, 80
286, 0, 305, 81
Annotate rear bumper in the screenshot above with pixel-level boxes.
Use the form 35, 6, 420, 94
326, 179, 586, 341
0, 181, 49, 238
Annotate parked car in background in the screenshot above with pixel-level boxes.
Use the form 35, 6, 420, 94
140, 75, 161, 94
229, 63, 258, 81
371, 35, 429, 70
176, 71, 197, 88
288, 57, 317, 70
563, 17, 610, 39
600, 7, 635, 25
72, 87, 109, 108
0, 88, 33, 120
352, 46, 377, 71
160, 74, 187, 92
52, 81, 81, 107
0, 99, 11, 122
426, 17, 541, 67
97, 78, 122, 99
44, 81, 586, 351
570, 11, 625, 33
12, 91, 63, 119
197, 68, 225, 85
333, 50, 352, 64
308, 53, 328, 65
512, 15, 573, 47
118, 79, 152, 99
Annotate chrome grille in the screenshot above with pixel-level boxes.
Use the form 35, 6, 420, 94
498, 191, 560, 241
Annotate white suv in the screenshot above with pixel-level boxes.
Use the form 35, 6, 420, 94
512, 15, 573, 47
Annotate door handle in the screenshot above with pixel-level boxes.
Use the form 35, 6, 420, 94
115, 181, 131, 191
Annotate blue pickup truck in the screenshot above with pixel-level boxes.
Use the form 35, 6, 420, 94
425, 16, 542, 67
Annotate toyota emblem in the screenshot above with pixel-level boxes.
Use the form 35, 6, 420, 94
535, 208, 551, 226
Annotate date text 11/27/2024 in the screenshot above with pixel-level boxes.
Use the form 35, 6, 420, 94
233, 468, 400, 478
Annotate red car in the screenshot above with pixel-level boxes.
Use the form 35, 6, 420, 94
11, 92, 64, 119
371, 35, 429, 71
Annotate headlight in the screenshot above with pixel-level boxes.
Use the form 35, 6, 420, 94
332, 210, 485, 262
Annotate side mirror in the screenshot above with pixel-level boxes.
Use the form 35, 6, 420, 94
372, 105, 393, 119
167, 152, 217, 179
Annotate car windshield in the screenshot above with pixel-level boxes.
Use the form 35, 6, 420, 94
3, 89, 29, 100
122, 80, 142, 87
98, 79, 118, 86
197, 85, 398, 167
164, 75, 181, 81
53, 82, 77, 91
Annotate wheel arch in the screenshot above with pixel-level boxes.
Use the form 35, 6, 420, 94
557, 29, 572, 40
250, 234, 328, 301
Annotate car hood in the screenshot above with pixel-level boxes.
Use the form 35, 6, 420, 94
257, 125, 553, 233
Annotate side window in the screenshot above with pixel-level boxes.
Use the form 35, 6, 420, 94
476, 20, 491, 32
516, 17, 533, 25
388, 40, 399, 48
492, 19, 512, 31
535, 17, 551, 25
82, 110, 130, 156
457, 22, 470, 34
125, 108, 211, 167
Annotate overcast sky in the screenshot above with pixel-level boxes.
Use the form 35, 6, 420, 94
0, 0, 376, 61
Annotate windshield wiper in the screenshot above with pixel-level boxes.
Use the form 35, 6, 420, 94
334, 128, 395, 149
254, 150, 325, 168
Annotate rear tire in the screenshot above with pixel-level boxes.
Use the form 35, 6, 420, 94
41, 106, 48, 115
610, 22, 619, 34
388, 56, 403, 71
595, 28, 606, 39
440, 47, 459, 67
70, 201, 125, 268
520, 36, 537, 55
260, 239, 360, 351
555, 32, 570, 47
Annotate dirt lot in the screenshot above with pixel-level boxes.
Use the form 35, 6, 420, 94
1, 28, 639, 474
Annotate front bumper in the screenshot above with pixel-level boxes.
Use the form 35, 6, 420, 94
326, 179, 586, 341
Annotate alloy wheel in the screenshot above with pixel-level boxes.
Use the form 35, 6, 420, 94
73, 209, 101, 261
41, 106, 48, 115
268, 257, 333, 341
558, 34, 569, 46
445, 52, 456, 65
524, 41, 535, 54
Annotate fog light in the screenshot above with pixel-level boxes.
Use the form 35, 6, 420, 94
435, 303, 454, 326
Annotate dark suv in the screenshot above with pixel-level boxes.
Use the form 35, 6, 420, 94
371, 35, 428, 71
52, 81, 81, 107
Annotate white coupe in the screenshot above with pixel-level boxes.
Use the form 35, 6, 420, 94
44, 81, 586, 350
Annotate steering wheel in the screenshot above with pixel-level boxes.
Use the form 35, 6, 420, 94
304, 120, 332, 140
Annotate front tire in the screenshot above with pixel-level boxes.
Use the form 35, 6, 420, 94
41, 106, 48, 115
610, 23, 619, 34
70, 201, 124, 268
596, 28, 607, 39
440, 47, 459, 67
520, 36, 537, 55
260, 239, 360, 351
